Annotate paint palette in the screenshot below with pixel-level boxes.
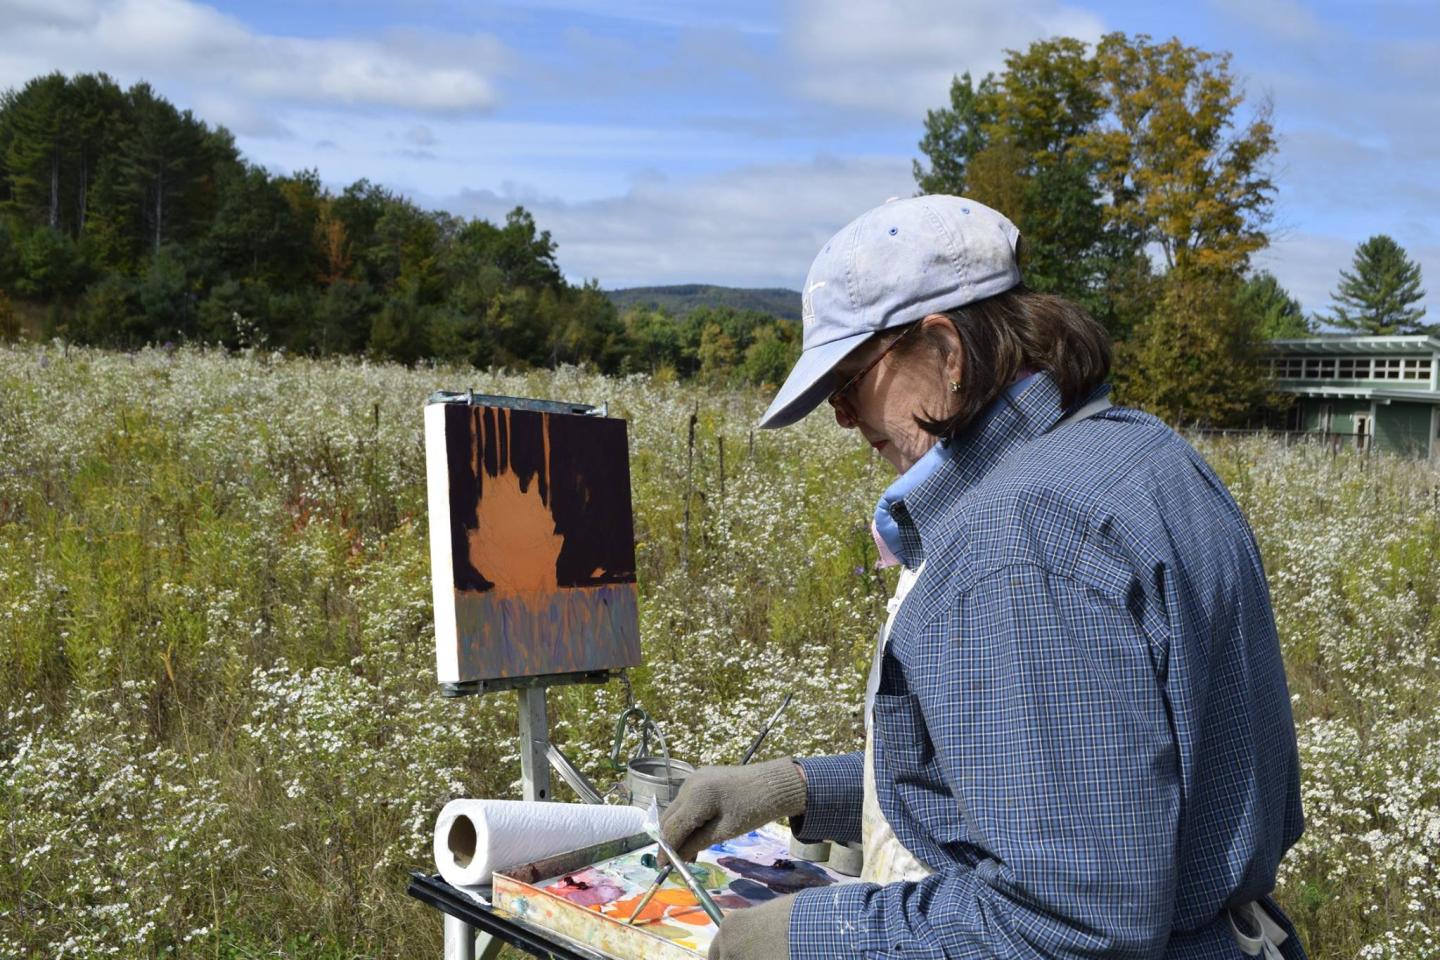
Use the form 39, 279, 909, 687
424, 395, 642, 690
492, 824, 853, 959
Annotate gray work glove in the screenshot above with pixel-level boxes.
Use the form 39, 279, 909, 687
660, 758, 807, 861
709, 892, 796, 960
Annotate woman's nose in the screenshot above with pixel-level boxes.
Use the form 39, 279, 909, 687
832, 399, 857, 429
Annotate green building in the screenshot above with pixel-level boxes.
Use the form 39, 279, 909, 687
1267, 335, 1440, 457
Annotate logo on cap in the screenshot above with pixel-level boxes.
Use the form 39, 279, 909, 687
802, 280, 826, 331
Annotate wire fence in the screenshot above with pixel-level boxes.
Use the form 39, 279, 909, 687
1183, 427, 1379, 454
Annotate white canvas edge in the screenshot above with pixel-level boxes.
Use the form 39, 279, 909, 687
424, 403, 460, 683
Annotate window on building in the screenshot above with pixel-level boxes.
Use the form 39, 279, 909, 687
1375, 358, 1404, 379
1269, 357, 1304, 378
1298, 357, 1339, 379
1337, 357, 1367, 379
1402, 358, 1432, 380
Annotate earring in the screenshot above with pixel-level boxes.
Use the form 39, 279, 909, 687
949, 380, 961, 393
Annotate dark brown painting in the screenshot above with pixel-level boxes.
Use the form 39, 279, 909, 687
424, 400, 641, 686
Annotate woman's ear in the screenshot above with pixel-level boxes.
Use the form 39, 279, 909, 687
919, 314, 963, 386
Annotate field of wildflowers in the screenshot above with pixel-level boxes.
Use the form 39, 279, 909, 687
1, 342, 1436, 958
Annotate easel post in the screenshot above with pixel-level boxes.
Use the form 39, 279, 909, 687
443, 675, 606, 959
447, 687, 549, 960
518, 686, 551, 802
445, 914, 477, 960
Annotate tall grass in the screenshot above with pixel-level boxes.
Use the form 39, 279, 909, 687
1, 342, 1436, 958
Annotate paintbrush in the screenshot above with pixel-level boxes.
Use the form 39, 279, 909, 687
739, 692, 793, 765
624, 858, 678, 924
625, 693, 795, 925
651, 831, 726, 925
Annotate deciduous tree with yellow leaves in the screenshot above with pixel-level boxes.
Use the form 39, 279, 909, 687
915, 32, 1281, 425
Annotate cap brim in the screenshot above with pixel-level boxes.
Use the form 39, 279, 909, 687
757, 330, 873, 429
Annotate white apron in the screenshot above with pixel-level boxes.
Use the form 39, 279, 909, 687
861, 562, 934, 884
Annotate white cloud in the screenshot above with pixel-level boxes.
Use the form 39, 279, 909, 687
244, 109, 809, 209
0, 0, 506, 113
783, 0, 1105, 116
187, 91, 293, 139
449, 155, 917, 289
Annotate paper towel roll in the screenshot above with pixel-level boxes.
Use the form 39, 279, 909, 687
434, 799, 648, 887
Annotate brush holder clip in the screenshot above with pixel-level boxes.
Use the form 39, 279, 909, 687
608, 705, 658, 771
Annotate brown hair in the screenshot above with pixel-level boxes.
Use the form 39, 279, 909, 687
889, 283, 1112, 439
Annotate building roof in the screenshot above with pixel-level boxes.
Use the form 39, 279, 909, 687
1275, 384, 1440, 404
1267, 334, 1440, 355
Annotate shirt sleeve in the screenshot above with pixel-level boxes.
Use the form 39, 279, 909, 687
790, 751, 864, 846
789, 565, 1181, 960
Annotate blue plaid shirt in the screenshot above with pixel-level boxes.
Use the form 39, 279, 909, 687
790, 373, 1305, 959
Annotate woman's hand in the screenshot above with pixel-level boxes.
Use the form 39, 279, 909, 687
659, 758, 807, 861
708, 893, 796, 960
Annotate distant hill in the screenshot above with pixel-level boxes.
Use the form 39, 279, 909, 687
605, 285, 802, 321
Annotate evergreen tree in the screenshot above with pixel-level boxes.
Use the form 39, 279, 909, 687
2, 73, 70, 230
312, 279, 375, 356
205, 164, 298, 285
1237, 271, 1310, 340
14, 227, 84, 299
119, 83, 214, 254
1327, 234, 1427, 334
913, 72, 994, 196
65, 73, 125, 236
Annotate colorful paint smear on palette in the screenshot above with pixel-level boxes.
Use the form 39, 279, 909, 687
533, 825, 847, 953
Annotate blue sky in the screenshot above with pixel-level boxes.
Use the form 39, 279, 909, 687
2, 0, 1436, 320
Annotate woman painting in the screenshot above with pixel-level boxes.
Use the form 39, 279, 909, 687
661, 195, 1306, 960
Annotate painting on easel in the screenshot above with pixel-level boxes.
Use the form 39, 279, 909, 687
424, 396, 642, 687
493, 825, 853, 960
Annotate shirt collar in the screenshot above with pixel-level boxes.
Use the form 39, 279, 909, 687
878, 372, 1106, 567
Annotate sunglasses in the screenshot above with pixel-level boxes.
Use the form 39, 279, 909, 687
826, 324, 917, 415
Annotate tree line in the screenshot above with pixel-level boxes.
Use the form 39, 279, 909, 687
0, 72, 800, 385
916, 32, 1428, 425
0, 49, 1430, 424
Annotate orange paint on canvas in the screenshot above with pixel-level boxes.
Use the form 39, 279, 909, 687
466, 408, 565, 599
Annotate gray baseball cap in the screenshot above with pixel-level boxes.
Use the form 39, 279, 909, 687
758, 194, 1021, 429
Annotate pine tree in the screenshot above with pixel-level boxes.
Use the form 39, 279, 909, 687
913, 72, 994, 196
1327, 235, 1427, 334
1237, 271, 1310, 340
66, 74, 126, 236
119, 83, 212, 254
2, 73, 70, 230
